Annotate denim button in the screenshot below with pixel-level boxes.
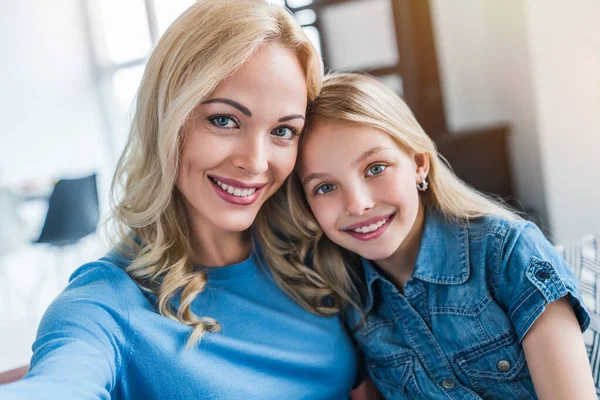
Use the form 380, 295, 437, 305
497, 360, 511, 372
441, 379, 456, 389
535, 269, 550, 281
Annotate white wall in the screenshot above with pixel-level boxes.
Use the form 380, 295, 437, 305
431, 0, 600, 242
0, 0, 112, 196
320, 0, 398, 71
524, 0, 600, 242
431, 0, 549, 232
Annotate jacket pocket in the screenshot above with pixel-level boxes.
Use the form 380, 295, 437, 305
368, 354, 425, 400
455, 331, 535, 399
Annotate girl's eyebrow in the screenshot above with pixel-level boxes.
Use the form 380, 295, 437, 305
302, 146, 389, 188
352, 146, 387, 167
303, 172, 329, 188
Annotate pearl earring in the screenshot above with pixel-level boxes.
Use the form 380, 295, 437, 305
416, 178, 429, 192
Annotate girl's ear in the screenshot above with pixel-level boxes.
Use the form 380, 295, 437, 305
414, 152, 430, 180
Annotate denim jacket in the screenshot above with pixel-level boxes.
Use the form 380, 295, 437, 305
346, 210, 590, 399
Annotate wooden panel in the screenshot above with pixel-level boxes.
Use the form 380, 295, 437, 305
435, 125, 514, 201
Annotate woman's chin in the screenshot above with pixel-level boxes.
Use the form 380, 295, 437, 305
218, 219, 255, 233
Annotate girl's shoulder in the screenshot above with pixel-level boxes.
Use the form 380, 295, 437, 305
465, 214, 531, 239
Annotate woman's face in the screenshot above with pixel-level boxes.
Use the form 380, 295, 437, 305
298, 122, 428, 261
176, 44, 308, 234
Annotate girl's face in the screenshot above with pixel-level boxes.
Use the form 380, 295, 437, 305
176, 44, 307, 235
299, 121, 428, 261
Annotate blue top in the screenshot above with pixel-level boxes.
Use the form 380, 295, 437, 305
1, 248, 359, 399
346, 210, 590, 399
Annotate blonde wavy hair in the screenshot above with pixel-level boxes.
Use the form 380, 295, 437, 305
284, 72, 520, 310
110, 0, 329, 346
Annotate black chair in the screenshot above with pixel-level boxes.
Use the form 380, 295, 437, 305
34, 174, 99, 246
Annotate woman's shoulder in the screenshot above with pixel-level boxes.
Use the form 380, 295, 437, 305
62, 254, 147, 310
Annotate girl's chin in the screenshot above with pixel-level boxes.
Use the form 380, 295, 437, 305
357, 249, 395, 262
341, 243, 395, 261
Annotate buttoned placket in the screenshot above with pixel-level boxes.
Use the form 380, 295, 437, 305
380, 277, 483, 399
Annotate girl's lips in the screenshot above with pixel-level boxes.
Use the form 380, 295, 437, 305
342, 212, 396, 231
342, 212, 396, 242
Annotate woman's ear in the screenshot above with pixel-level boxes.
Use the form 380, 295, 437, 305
414, 152, 430, 180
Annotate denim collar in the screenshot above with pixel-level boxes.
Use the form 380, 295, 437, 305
361, 209, 470, 312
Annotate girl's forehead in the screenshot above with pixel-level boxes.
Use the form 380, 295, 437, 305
300, 122, 413, 174
303, 121, 408, 154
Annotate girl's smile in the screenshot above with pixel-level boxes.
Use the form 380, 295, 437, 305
340, 211, 396, 241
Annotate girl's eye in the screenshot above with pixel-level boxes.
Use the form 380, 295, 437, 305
315, 183, 336, 195
209, 115, 238, 128
366, 164, 386, 177
271, 126, 297, 140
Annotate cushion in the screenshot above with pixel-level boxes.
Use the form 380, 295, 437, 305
556, 234, 600, 395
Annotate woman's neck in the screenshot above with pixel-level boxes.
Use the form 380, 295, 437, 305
374, 205, 425, 291
188, 224, 252, 267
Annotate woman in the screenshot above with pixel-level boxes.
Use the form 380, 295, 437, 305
0, 2, 364, 399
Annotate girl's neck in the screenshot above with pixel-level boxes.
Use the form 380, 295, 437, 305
374, 205, 425, 291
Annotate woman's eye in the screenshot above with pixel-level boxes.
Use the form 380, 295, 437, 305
366, 164, 386, 177
315, 183, 336, 195
271, 126, 296, 140
209, 115, 238, 128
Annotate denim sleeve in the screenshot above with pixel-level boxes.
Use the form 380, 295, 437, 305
0, 263, 130, 400
497, 221, 590, 342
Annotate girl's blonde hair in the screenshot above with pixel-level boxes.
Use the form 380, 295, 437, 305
110, 0, 326, 346
285, 72, 520, 310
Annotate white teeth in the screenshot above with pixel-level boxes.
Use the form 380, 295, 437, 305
214, 179, 258, 197
353, 218, 388, 233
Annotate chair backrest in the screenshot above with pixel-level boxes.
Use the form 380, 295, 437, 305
35, 174, 99, 246
0, 188, 29, 253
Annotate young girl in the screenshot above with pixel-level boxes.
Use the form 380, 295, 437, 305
287, 73, 597, 399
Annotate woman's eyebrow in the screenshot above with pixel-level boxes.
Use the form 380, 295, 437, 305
201, 98, 252, 117
279, 114, 305, 123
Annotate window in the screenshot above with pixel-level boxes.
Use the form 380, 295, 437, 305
87, 0, 195, 154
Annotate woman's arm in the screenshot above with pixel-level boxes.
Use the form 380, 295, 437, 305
522, 297, 596, 399
0, 264, 128, 399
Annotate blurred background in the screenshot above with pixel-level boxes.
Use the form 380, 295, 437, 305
0, 0, 599, 373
